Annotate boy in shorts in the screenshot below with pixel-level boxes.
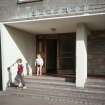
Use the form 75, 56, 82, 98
35, 54, 44, 76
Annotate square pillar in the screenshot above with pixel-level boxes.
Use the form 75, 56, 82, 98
76, 23, 87, 88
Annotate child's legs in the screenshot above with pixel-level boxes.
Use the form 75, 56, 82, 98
15, 74, 21, 84
37, 67, 40, 76
17, 73, 25, 87
39, 66, 42, 76
19, 74, 25, 86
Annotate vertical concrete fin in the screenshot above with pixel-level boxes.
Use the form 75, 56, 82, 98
76, 23, 88, 88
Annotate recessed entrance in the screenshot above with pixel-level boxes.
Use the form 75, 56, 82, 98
36, 34, 76, 76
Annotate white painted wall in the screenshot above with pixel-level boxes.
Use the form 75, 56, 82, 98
76, 23, 87, 88
1, 24, 36, 90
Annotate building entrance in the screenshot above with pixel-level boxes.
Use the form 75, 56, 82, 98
36, 34, 76, 76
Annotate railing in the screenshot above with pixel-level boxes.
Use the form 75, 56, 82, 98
1, 1, 105, 21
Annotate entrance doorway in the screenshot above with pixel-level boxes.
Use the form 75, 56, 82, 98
36, 38, 57, 75
46, 39, 57, 74
36, 34, 76, 77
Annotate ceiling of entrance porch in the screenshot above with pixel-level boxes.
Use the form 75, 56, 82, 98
6, 13, 105, 34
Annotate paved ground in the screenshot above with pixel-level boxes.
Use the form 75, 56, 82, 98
0, 90, 105, 105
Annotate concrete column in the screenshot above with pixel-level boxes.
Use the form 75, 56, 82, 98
76, 23, 87, 88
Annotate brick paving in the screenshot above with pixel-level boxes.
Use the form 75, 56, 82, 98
0, 91, 105, 105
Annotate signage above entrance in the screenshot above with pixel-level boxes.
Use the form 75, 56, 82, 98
17, 0, 43, 4
12, 2, 105, 21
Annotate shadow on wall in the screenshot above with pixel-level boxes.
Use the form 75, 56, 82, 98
7, 66, 18, 88
5, 25, 36, 76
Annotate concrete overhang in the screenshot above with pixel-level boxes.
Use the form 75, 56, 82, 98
4, 13, 105, 34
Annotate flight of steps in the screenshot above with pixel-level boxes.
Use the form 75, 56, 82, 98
5, 76, 105, 105
85, 77, 105, 92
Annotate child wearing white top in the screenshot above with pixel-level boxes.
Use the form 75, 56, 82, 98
35, 54, 44, 76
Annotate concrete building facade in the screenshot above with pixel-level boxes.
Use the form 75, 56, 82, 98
0, 0, 105, 90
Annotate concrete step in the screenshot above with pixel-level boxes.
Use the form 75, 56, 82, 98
6, 87, 105, 104
8, 80, 105, 95
8, 76, 105, 93
8, 86, 105, 96
29, 84, 105, 94
24, 76, 76, 90
25, 79, 75, 87
24, 75, 75, 83
87, 78, 105, 84
86, 78, 105, 90
86, 82, 105, 87
85, 83, 105, 89
24, 76, 105, 91
25, 81, 105, 93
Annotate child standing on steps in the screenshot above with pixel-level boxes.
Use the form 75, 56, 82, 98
15, 58, 26, 89
35, 54, 44, 76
